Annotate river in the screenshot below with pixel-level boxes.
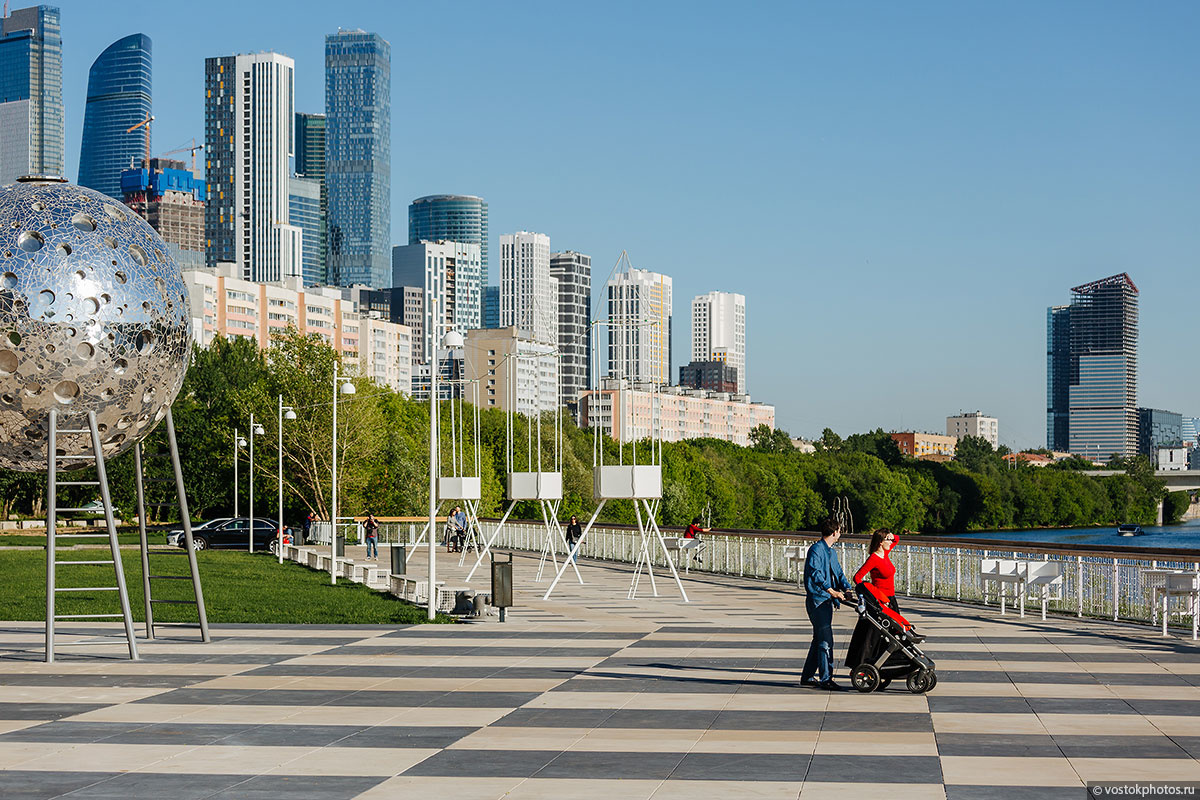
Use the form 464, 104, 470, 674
952, 517, 1200, 550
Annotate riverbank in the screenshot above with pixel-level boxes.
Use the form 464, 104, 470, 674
951, 517, 1200, 550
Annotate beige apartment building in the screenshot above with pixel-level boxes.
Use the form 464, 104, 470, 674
183, 264, 412, 394
578, 378, 775, 446
460, 326, 558, 415
890, 431, 959, 459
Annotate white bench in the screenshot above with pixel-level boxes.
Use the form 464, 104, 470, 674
1023, 561, 1065, 620
663, 537, 704, 573
784, 545, 809, 589
980, 559, 1025, 614
1156, 572, 1200, 639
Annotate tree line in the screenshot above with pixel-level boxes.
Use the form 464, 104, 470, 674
0, 329, 1182, 534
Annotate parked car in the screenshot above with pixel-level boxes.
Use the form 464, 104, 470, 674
167, 517, 281, 553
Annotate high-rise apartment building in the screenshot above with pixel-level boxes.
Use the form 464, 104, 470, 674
0, 5, 62, 183
293, 112, 326, 282
78, 33, 151, 199
500, 231, 555, 346
288, 176, 322, 286
1046, 273, 1139, 461
550, 250, 591, 405
483, 285, 500, 329
607, 267, 672, 386
679, 360, 738, 394
204, 52, 295, 282
1183, 416, 1200, 449
409, 195, 488, 287
462, 326, 558, 414
325, 30, 390, 288
392, 240, 482, 363
691, 290, 745, 394
120, 157, 205, 270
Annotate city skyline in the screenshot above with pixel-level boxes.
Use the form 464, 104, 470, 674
33, 1, 1200, 446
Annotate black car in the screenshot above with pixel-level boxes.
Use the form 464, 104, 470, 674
169, 517, 282, 553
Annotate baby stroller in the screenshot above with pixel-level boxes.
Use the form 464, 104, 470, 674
846, 582, 937, 694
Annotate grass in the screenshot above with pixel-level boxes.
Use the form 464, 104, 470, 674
0, 549, 453, 625
0, 526, 163, 548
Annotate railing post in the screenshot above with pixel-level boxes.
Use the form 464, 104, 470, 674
931, 547, 937, 599
983, 550, 989, 606
955, 547, 961, 601
739, 537, 744, 577
1077, 556, 1083, 618
1112, 558, 1119, 621
906, 545, 911, 596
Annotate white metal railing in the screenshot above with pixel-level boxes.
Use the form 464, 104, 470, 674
478, 521, 1200, 631
307, 519, 360, 546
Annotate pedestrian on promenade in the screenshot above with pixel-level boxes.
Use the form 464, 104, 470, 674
362, 513, 379, 560
801, 516, 853, 691
845, 528, 901, 670
302, 511, 314, 544
683, 516, 709, 564
565, 515, 583, 562
451, 506, 468, 552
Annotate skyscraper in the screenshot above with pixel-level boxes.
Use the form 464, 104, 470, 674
500, 231, 554, 346
392, 240, 482, 362
78, 33, 151, 199
325, 30, 390, 288
1046, 273, 1139, 461
607, 267, 672, 386
294, 112, 325, 282
0, 5, 62, 183
1046, 305, 1071, 452
288, 175, 322, 286
483, 285, 500, 329
550, 250, 591, 405
409, 195, 488, 287
204, 52, 294, 281
691, 290, 746, 394
121, 157, 205, 271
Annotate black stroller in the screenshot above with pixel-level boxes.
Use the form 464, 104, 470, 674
846, 582, 937, 694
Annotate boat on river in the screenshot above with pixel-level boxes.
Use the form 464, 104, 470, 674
1117, 524, 1144, 537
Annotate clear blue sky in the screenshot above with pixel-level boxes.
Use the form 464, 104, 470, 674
53, 1, 1200, 449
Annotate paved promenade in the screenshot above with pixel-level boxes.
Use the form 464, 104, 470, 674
0, 548, 1198, 799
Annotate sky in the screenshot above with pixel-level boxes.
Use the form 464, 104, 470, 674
50, 1, 1200, 449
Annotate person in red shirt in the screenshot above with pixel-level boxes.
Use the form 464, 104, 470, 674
683, 517, 709, 564
854, 528, 900, 612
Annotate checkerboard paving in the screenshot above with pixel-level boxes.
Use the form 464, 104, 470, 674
0, 549, 1197, 798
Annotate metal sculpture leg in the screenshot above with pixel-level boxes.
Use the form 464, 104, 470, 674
166, 407, 210, 642
543, 499, 605, 600
466, 500, 517, 582
44, 409, 140, 662
543, 499, 583, 584
457, 499, 486, 567
629, 499, 658, 599
644, 499, 689, 603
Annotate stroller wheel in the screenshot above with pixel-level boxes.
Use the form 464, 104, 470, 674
906, 668, 934, 694
850, 663, 881, 693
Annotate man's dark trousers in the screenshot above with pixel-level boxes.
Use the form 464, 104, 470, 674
801, 597, 835, 683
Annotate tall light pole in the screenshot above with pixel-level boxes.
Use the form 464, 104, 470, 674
248, 415, 265, 552
331, 360, 356, 585
428, 317, 464, 621
278, 395, 297, 564
233, 429, 247, 516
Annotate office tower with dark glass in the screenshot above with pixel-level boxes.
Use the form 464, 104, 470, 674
78, 33, 151, 199
1046, 304, 1071, 452
325, 30, 390, 288
293, 112, 325, 283
0, 5, 62, 183
204, 52, 296, 281
483, 285, 500, 329
409, 194, 489, 287
1046, 273, 1139, 461
551, 250, 591, 406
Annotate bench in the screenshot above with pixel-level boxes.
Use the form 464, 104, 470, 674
662, 537, 704, 573
1023, 560, 1065, 620
1148, 571, 1200, 639
784, 545, 809, 589
980, 559, 1024, 614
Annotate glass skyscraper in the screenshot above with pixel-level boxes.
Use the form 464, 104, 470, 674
409, 194, 489, 289
293, 112, 326, 282
0, 5, 62, 183
1047, 273, 1139, 461
288, 176, 323, 286
325, 30, 390, 288
78, 33, 152, 199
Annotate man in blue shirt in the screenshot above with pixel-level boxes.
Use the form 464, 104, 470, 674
801, 516, 853, 690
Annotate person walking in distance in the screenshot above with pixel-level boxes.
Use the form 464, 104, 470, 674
565, 515, 583, 563
302, 511, 314, 545
451, 506, 468, 553
801, 516, 854, 691
362, 513, 379, 560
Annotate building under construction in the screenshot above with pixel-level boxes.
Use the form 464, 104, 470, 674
120, 157, 205, 270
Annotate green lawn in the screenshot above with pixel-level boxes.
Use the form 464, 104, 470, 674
0, 549, 452, 625
0, 527, 160, 548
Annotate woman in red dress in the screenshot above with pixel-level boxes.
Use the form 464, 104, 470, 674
854, 528, 900, 612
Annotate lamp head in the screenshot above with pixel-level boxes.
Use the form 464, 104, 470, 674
340, 381, 356, 396
283, 407, 297, 421
252, 424, 265, 436
441, 329, 464, 349
237, 437, 247, 448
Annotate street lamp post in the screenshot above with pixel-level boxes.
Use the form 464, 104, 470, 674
331, 360, 356, 585
233, 428, 246, 516
248, 415, 265, 552
428, 317, 464, 621
278, 395, 296, 565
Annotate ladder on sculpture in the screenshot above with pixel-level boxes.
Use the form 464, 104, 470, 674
45, 409, 139, 662
133, 407, 210, 642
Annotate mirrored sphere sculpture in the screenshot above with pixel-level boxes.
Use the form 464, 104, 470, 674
0, 176, 191, 471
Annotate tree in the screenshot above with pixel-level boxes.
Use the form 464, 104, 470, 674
749, 424, 794, 453
954, 435, 1000, 473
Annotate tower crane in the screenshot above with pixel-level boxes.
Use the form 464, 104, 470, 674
126, 114, 154, 169
157, 139, 205, 173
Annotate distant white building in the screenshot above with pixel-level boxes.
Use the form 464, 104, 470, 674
461, 326, 558, 415
692, 291, 746, 393
1157, 446, 1188, 471
947, 411, 999, 448
607, 267, 672, 386
500, 231, 555, 346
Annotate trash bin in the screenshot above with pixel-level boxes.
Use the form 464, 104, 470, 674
391, 545, 406, 575
491, 551, 513, 622
335, 536, 345, 558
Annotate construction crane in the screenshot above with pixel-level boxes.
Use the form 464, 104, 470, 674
126, 114, 154, 169
158, 139, 205, 173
